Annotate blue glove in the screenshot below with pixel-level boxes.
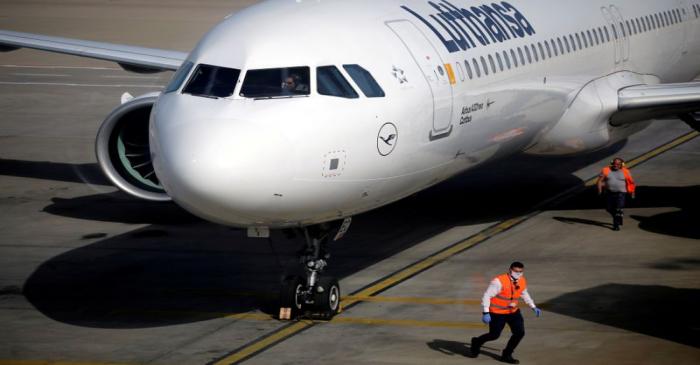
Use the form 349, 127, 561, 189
482, 313, 491, 324
533, 307, 542, 317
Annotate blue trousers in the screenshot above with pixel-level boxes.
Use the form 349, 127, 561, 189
476, 310, 525, 356
605, 192, 626, 227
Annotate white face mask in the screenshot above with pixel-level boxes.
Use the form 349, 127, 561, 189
510, 271, 523, 280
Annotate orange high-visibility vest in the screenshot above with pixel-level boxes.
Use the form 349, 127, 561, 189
489, 273, 527, 314
601, 166, 636, 194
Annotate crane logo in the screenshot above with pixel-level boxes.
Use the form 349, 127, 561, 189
377, 123, 398, 156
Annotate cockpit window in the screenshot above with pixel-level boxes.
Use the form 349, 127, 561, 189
317, 66, 359, 99
164, 61, 194, 94
343, 64, 385, 98
240, 67, 310, 98
182, 64, 240, 98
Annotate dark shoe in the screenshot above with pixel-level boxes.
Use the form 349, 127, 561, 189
469, 337, 481, 358
500, 354, 520, 364
613, 225, 620, 231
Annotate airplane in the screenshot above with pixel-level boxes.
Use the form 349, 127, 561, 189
2, 0, 700, 319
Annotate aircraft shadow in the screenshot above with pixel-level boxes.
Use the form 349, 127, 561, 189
542, 284, 700, 348
0, 158, 110, 185
25, 145, 635, 329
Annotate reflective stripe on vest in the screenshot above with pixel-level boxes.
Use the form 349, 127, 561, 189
489, 273, 527, 314
602, 166, 636, 193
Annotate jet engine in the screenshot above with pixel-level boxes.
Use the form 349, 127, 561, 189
95, 92, 171, 201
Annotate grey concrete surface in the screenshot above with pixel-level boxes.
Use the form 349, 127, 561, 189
1, 2, 699, 365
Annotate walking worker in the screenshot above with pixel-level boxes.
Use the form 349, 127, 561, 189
596, 157, 636, 231
470, 262, 541, 364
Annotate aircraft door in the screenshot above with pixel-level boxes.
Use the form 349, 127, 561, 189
610, 5, 630, 63
601, 7, 621, 65
387, 20, 453, 139
680, 0, 690, 54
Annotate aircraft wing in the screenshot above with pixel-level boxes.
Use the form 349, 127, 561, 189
612, 82, 700, 129
0, 30, 186, 72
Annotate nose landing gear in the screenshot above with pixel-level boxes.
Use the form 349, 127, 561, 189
279, 218, 350, 320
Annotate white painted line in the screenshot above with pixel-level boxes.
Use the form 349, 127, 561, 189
0, 81, 163, 88
0, 64, 120, 70
101, 75, 162, 80
11, 73, 70, 77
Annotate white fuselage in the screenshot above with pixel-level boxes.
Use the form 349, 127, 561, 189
149, 0, 700, 228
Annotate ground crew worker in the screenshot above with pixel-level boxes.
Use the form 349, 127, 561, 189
470, 262, 541, 364
596, 157, 636, 231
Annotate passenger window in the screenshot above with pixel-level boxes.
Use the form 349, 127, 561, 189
317, 66, 358, 99
496, 53, 504, 71
472, 59, 481, 78
538, 42, 546, 60
240, 66, 309, 98
575, 33, 582, 49
481, 56, 489, 75
604, 27, 610, 41
517, 47, 525, 65
503, 51, 511, 69
488, 54, 497, 74
592, 30, 599, 45
581, 32, 588, 48
524, 46, 532, 63
567, 35, 575, 51
510, 49, 519, 67
165, 61, 194, 94
530, 44, 538, 62
564, 37, 571, 53
343, 64, 385, 97
183, 63, 241, 98
545, 41, 552, 58
587, 30, 593, 45
465, 60, 474, 79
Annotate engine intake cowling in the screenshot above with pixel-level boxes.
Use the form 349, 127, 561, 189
96, 92, 171, 201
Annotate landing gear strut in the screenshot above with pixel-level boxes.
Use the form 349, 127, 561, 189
279, 218, 350, 320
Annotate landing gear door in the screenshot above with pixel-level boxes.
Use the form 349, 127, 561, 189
387, 20, 453, 139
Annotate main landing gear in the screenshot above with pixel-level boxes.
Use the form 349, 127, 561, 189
279, 218, 351, 320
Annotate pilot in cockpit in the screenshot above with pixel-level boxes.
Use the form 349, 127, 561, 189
282, 74, 308, 95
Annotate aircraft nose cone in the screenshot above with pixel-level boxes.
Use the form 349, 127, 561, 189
151, 101, 291, 226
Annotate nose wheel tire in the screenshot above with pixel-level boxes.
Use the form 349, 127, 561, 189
315, 277, 341, 319
280, 275, 304, 319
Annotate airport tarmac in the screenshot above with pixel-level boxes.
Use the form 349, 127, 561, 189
1, 2, 699, 365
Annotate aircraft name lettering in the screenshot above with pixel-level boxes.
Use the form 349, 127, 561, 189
402, 1, 536, 54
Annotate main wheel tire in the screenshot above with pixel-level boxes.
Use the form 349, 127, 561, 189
280, 275, 304, 319
315, 276, 340, 318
